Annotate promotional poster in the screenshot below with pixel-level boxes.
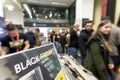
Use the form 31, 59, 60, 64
0, 43, 65, 80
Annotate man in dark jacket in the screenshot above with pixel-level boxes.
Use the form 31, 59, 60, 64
79, 20, 93, 65
25, 27, 36, 48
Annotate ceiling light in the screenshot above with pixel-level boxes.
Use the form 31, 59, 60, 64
58, 14, 61, 16
49, 12, 52, 18
3, 0, 6, 2
52, 2, 60, 5
23, 4, 32, 19
51, 2, 67, 6
32, 7, 36, 14
33, 23, 36, 27
6, 5, 14, 11
45, 16, 48, 19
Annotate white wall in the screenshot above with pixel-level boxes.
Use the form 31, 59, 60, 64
82, 0, 94, 20
0, 0, 4, 17
76, 0, 82, 20
76, 0, 94, 28
75, 0, 82, 29
114, 0, 120, 25
4, 10, 23, 25
4, 0, 23, 25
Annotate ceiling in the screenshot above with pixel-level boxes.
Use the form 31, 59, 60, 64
20, 0, 75, 7
3, 0, 75, 12
3, 0, 22, 11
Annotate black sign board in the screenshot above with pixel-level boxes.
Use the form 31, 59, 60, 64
24, 22, 69, 27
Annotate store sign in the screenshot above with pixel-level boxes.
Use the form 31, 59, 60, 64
0, 43, 65, 80
24, 22, 69, 27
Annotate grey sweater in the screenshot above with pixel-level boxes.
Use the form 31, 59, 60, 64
109, 25, 120, 55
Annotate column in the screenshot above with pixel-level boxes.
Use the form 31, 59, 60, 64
75, 0, 94, 29
0, 0, 4, 17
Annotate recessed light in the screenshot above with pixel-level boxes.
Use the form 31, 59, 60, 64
51, 2, 67, 6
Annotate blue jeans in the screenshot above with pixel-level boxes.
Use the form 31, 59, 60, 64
69, 47, 78, 59
80, 53, 85, 65
55, 42, 59, 52
110, 55, 120, 72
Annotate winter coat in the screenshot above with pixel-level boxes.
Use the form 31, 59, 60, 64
79, 29, 93, 56
84, 34, 115, 80
109, 25, 120, 55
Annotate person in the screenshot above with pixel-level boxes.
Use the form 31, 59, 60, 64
84, 20, 115, 80
34, 28, 41, 46
0, 24, 30, 56
60, 32, 66, 54
25, 27, 36, 48
39, 32, 46, 45
101, 16, 120, 72
79, 20, 93, 65
66, 24, 79, 59
53, 32, 60, 53
109, 23, 120, 73
50, 31, 55, 42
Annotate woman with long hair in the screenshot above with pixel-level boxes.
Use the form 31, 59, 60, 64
84, 20, 115, 80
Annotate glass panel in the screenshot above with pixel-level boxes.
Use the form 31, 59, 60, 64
22, 4, 69, 20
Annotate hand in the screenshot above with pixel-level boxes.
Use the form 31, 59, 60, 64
34, 45, 37, 47
118, 66, 120, 73
65, 44, 69, 47
0, 50, 6, 56
108, 64, 114, 69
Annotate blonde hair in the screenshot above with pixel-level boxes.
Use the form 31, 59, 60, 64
88, 20, 112, 53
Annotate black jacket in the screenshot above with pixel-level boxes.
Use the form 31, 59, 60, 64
25, 32, 36, 48
60, 35, 66, 46
79, 29, 93, 56
69, 29, 79, 49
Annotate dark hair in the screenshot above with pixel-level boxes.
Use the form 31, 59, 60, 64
5, 24, 17, 31
89, 20, 111, 41
98, 20, 111, 28
35, 28, 40, 32
85, 20, 93, 25
101, 16, 111, 21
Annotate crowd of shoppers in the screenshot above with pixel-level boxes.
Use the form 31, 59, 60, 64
0, 16, 120, 80
48, 17, 120, 80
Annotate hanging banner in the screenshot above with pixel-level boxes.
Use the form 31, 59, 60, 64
0, 43, 66, 80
